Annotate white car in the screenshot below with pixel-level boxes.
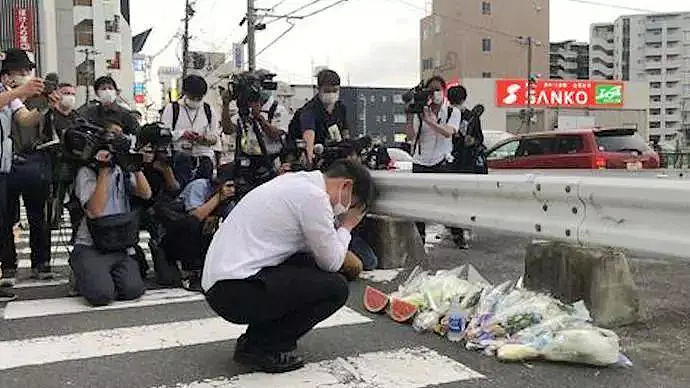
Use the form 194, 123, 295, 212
386, 148, 413, 172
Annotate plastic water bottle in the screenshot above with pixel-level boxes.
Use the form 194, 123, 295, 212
446, 298, 465, 342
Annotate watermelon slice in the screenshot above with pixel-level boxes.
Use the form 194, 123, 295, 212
388, 297, 419, 323
363, 286, 389, 313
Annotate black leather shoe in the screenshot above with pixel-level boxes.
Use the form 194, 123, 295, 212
233, 335, 305, 373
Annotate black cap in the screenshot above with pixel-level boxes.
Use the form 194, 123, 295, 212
0, 48, 35, 72
182, 75, 208, 98
94, 75, 118, 91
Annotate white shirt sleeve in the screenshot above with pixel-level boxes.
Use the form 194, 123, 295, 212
160, 104, 184, 141
208, 106, 222, 151
298, 191, 350, 272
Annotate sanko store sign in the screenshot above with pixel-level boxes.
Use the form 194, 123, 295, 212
495, 79, 624, 108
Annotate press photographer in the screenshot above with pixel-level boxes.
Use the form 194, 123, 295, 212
65, 119, 151, 306
404, 76, 462, 244
161, 75, 220, 187
222, 69, 282, 197
287, 69, 349, 167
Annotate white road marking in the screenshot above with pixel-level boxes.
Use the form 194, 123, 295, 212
155, 347, 484, 388
12, 278, 69, 289
17, 241, 151, 255
17, 252, 152, 268
359, 268, 403, 283
14, 234, 150, 245
0, 307, 371, 370
3, 288, 204, 320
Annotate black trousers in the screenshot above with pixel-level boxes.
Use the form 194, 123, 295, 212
0, 153, 51, 271
205, 254, 349, 352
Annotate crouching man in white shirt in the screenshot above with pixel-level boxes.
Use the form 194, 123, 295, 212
203, 159, 375, 373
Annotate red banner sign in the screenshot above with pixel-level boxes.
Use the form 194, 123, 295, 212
13, 6, 34, 51
495, 79, 624, 108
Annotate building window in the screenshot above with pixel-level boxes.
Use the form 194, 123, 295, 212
382, 115, 387, 122
393, 94, 404, 104
394, 114, 406, 123
481, 1, 491, 15
434, 15, 441, 34
370, 95, 375, 103
106, 52, 121, 70
105, 15, 120, 33
381, 95, 387, 103
482, 72, 492, 78
74, 19, 94, 46
421, 58, 434, 71
74, 0, 92, 6
376, 115, 381, 123
76, 59, 95, 87
482, 38, 492, 52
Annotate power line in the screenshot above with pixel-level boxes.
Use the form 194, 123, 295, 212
266, 0, 325, 24
257, 21, 296, 56
300, 0, 348, 18
269, 0, 290, 10
559, 0, 659, 14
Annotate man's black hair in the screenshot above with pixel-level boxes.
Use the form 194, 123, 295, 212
317, 69, 341, 88
94, 76, 118, 91
58, 82, 74, 88
425, 75, 446, 89
182, 75, 208, 97
447, 85, 467, 105
325, 159, 376, 210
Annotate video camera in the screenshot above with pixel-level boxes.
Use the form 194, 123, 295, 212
225, 69, 278, 119
62, 119, 143, 172
137, 122, 173, 163
402, 81, 432, 115
313, 136, 373, 171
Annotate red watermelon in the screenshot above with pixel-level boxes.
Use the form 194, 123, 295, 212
388, 298, 418, 323
363, 286, 389, 313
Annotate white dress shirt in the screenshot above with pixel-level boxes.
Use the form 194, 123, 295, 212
411, 102, 462, 166
202, 171, 350, 291
161, 100, 221, 161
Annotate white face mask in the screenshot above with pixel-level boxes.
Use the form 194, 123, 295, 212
332, 184, 352, 216
432, 90, 444, 105
11, 75, 31, 87
185, 97, 202, 110
320, 92, 339, 106
59, 95, 76, 110
97, 89, 117, 104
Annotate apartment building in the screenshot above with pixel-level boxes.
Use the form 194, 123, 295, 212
550, 40, 589, 80
591, 13, 690, 142
420, 0, 550, 81
589, 23, 615, 80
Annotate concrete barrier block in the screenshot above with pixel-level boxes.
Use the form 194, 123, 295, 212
524, 241, 640, 328
362, 215, 426, 269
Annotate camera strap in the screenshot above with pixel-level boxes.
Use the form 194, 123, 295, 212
235, 118, 273, 168
412, 114, 423, 155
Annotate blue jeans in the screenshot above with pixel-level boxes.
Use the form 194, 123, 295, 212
349, 236, 378, 271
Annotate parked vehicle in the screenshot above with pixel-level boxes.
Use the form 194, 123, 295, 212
483, 130, 514, 149
387, 147, 413, 171
486, 128, 660, 170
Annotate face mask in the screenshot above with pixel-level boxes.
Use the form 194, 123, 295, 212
332, 183, 352, 216
97, 89, 117, 104
320, 92, 339, 106
11, 75, 31, 87
432, 90, 444, 105
59, 95, 76, 110
185, 97, 202, 109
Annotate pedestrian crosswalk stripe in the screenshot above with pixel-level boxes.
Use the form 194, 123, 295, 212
18, 252, 153, 269
12, 278, 69, 289
3, 288, 205, 320
18, 241, 151, 255
14, 234, 151, 245
0, 307, 371, 371
154, 347, 484, 388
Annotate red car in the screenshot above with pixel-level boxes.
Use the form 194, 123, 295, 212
486, 128, 660, 170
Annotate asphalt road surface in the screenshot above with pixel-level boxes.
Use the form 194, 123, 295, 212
1, 212, 687, 388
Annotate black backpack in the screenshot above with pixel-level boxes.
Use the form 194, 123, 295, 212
171, 101, 213, 131
287, 106, 305, 145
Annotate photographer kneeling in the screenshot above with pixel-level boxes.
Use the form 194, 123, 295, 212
204, 159, 375, 373
69, 120, 152, 306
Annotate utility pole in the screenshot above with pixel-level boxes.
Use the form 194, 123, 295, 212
182, 0, 194, 79
247, 0, 256, 70
78, 48, 100, 103
526, 36, 533, 133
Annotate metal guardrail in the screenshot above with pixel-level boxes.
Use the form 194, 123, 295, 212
371, 171, 690, 259
659, 151, 690, 169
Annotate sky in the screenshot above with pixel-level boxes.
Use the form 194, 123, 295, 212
130, 0, 690, 89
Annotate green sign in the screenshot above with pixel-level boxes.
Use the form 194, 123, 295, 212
595, 84, 623, 105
